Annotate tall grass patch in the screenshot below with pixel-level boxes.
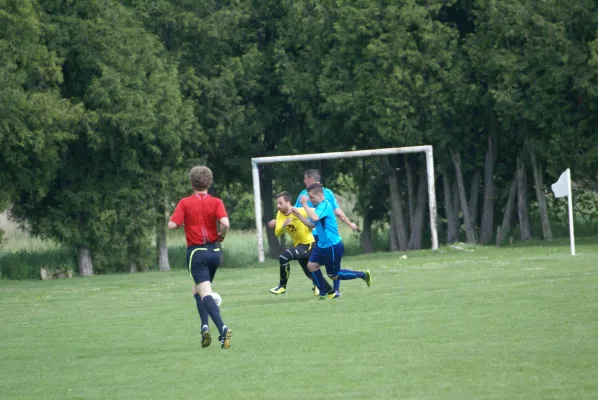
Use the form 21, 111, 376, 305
167, 230, 260, 269
0, 248, 76, 280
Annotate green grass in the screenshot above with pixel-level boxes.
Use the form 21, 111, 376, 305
1, 241, 598, 399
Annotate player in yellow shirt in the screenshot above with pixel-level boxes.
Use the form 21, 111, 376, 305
269, 191, 333, 296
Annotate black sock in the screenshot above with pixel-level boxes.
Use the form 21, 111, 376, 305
194, 293, 209, 328
203, 295, 224, 334
279, 262, 290, 287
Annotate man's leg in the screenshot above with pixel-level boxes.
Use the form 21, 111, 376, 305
329, 242, 345, 295
334, 241, 369, 287
295, 244, 333, 295
188, 247, 212, 347
195, 250, 232, 349
324, 242, 371, 298
192, 285, 211, 347
337, 269, 369, 282
270, 248, 294, 294
307, 261, 328, 299
299, 257, 333, 294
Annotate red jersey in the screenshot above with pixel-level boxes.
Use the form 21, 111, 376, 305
170, 193, 228, 247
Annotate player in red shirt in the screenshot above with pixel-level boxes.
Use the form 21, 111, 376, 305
169, 166, 232, 349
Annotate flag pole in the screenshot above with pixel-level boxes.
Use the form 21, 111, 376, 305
566, 168, 575, 256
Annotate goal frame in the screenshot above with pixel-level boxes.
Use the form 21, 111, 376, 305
251, 145, 438, 262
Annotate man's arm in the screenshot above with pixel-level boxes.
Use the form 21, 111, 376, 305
292, 208, 315, 229
294, 195, 318, 226
218, 217, 230, 241
274, 215, 287, 237
267, 219, 276, 229
334, 208, 359, 231
325, 188, 359, 231
169, 199, 185, 230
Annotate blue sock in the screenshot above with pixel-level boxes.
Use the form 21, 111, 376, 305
333, 279, 340, 292
313, 276, 334, 294
337, 269, 365, 280
203, 295, 225, 334
194, 293, 209, 328
311, 269, 327, 295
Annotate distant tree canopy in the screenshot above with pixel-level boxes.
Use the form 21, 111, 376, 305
1, 0, 597, 274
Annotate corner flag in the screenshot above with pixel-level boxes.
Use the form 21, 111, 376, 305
551, 168, 575, 255
551, 170, 569, 198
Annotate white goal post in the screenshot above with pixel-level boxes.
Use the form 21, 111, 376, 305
251, 145, 438, 262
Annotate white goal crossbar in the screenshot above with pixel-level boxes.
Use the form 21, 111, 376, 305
251, 145, 438, 262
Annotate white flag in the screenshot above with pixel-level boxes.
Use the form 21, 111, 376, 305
550, 168, 575, 255
551, 169, 569, 198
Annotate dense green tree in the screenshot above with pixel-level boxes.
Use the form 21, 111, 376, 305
9, 1, 193, 275
0, 0, 82, 209
278, 0, 463, 249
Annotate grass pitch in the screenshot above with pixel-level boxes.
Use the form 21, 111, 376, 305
1, 240, 598, 399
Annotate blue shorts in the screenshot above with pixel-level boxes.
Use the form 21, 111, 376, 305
186, 243, 221, 284
308, 241, 344, 278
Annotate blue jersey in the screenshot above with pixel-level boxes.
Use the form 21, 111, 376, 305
295, 187, 339, 210
312, 199, 342, 248
295, 187, 339, 236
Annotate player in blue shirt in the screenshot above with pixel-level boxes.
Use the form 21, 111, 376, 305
294, 169, 360, 296
294, 169, 359, 238
293, 183, 371, 299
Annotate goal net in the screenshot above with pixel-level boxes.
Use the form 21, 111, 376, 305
251, 146, 438, 262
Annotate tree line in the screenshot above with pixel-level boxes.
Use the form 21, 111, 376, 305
1, 0, 597, 275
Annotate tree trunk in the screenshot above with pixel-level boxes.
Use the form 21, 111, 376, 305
452, 178, 460, 238
362, 208, 374, 253
390, 212, 398, 251
451, 149, 476, 243
127, 232, 147, 273
443, 172, 459, 244
77, 245, 93, 276
527, 139, 552, 240
468, 169, 481, 230
404, 155, 415, 230
497, 175, 518, 246
384, 157, 408, 250
479, 136, 495, 244
260, 166, 283, 258
516, 156, 532, 241
156, 204, 170, 271
130, 262, 138, 274
408, 168, 428, 250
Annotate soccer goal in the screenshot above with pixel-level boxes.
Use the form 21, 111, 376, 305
251, 145, 438, 262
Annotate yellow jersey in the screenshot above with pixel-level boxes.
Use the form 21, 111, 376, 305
274, 208, 315, 247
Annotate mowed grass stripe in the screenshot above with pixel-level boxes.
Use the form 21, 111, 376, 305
1, 242, 597, 399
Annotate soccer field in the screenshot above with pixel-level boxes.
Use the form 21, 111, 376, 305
1, 241, 597, 399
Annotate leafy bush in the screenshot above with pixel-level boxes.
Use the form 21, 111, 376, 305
224, 191, 257, 230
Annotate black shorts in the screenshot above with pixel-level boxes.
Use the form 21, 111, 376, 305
280, 243, 313, 268
186, 243, 221, 285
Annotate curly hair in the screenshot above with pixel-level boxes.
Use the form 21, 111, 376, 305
189, 166, 213, 190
